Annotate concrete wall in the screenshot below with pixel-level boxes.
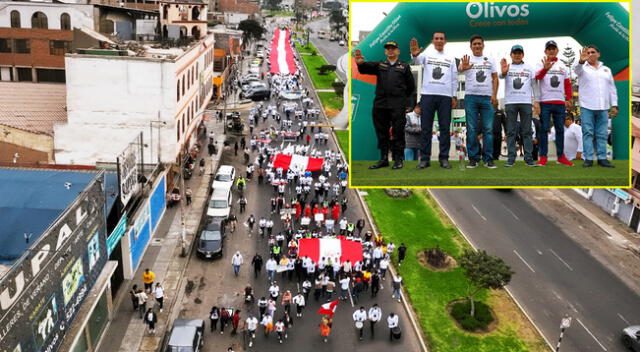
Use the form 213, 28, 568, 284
0, 2, 94, 30
590, 189, 633, 224
55, 34, 215, 165
0, 125, 53, 163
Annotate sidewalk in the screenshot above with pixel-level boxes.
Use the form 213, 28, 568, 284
519, 188, 640, 295
99, 118, 226, 352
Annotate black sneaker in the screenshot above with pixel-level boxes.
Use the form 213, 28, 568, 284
416, 160, 430, 169
439, 160, 452, 169
525, 161, 538, 167
466, 160, 478, 168
369, 160, 389, 169
597, 159, 615, 168
504, 161, 515, 167
484, 160, 498, 169
582, 160, 593, 168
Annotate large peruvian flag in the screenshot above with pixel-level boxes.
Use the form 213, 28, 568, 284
298, 237, 363, 264
317, 299, 339, 317
269, 28, 297, 75
273, 153, 323, 171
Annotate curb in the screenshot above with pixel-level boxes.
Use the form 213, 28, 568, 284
428, 190, 554, 352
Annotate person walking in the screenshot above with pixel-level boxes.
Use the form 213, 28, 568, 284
369, 304, 382, 338
153, 282, 165, 312
392, 274, 403, 302
261, 313, 273, 337
231, 251, 244, 277
353, 306, 368, 341
266, 257, 277, 282
353, 41, 416, 170
220, 308, 230, 334
410, 32, 459, 170
144, 308, 157, 334
500, 44, 538, 167
292, 292, 306, 317
231, 309, 241, 335
129, 284, 139, 311
573, 45, 618, 168
210, 306, 220, 333
275, 319, 287, 343
534, 40, 574, 166
245, 315, 259, 348
238, 196, 247, 213
458, 35, 499, 168
397, 243, 407, 266
251, 253, 263, 278
257, 297, 268, 317
339, 275, 350, 301
282, 290, 292, 314
142, 268, 155, 293
247, 214, 256, 234
185, 187, 193, 205
387, 312, 399, 341
136, 288, 148, 319
320, 315, 332, 343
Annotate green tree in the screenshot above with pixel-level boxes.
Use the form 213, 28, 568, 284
329, 9, 346, 28
264, 0, 282, 11
238, 19, 266, 42
459, 249, 513, 317
561, 44, 577, 112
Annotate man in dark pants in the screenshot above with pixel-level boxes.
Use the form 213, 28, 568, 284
492, 109, 507, 161
354, 41, 416, 169
410, 32, 459, 169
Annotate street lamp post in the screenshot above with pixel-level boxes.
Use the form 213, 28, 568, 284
150, 115, 166, 164
555, 314, 572, 352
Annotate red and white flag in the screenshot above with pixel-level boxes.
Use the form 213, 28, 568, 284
298, 237, 363, 264
317, 299, 339, 317
273, 153, 323, 171
269, 28, 297, 75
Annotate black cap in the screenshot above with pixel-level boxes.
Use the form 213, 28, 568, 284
545, 40, 558, 50
384, 41, 399, 49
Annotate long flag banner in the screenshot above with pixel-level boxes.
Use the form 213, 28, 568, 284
270, 28, 297, 75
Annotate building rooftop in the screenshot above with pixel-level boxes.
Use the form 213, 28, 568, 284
0, 82, 67, 136
0, 169, 119, 272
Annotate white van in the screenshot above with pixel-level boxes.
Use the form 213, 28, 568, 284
207, 188, 232, 219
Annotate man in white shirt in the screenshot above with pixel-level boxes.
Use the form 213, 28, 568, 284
564, 114, 583, 161
231, 252, 244, 277
573, 45, 618, 168
500, 44, 538, 167
266, 257, 278, 282
387, 312, 399, 341
459, 35, 499, 169
411, 32, 459, 170
368, 304, 382, 338
352, 306, 368, 340
245, 316, 259, 347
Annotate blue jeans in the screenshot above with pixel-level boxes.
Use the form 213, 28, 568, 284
404, 148, 419, 161
505, 104, 533, 163
267, 270, 275, 282
464, 95, 494, 162
233, 265, 240, 276
419, 95, 452, 161
392, 287, 401, 299
539, 103, 565, 158
580, 107, 609, 160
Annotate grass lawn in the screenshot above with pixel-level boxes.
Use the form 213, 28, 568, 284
295, 42, 318, 55
317, 91, 343, 117
364, 189, 548, 352
335, 130, 348, 157
300, 54, 338, 89
351, 160, 629, 187
263, 10, 294, 16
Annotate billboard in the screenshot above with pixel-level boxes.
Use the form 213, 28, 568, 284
129, 173, 166, 271
0, 174, 107, 352
117, 135, 142, 206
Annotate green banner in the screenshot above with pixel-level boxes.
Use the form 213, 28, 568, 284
351, 2, 629, 160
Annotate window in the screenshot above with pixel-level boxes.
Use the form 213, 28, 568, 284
177, 121, 181, 141
17, 67, 32, 81
0, 39, 11, 53
10, 11, 20, 28
36, 68, 65, 83
50, 40, 71, 56
196, 63, 199, 76
60, 13, 71, 30
182, 114, 185, 133
14, 39, 30, 54
182, 76, 185, 95
176, 79, 181, 101
31, 12, 48, 29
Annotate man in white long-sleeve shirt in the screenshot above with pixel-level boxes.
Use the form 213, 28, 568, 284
410, 32, 459, 170
573, 45, 618, 168
387, 312, 399, 341
352, 307, 367, 340
368, 303, 382, 338
564, 114, 583, 161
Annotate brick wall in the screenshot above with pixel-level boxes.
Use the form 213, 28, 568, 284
0, 28, 72, 68
217, 0, 258, 16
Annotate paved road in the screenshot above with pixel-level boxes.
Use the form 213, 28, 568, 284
306, 17, 347, 81
431, 189, 640, 352
175, 23, 420, 352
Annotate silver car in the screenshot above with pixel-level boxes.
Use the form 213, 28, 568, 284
623, 325, 640, 351
164, 319, 204, 352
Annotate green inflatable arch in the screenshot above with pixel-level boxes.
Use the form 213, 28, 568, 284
351, 2, 629, 161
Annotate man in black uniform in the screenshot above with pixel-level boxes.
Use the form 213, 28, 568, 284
354, 41, 416, 169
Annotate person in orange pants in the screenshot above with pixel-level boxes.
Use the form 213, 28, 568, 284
319, 315, 332, 342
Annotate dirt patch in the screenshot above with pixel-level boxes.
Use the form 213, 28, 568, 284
446, 299, 498, 335
324, 107, 339, 117
417, 250, 458, 272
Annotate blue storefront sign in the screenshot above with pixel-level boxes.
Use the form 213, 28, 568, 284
106, 213, 127, 256
129, 173, 166, 271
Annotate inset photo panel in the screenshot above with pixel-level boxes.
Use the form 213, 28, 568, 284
349, 1, 631, 187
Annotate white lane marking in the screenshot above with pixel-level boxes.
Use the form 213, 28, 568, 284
576, 318, 608, 351
618, 313, 630, 325
503, 205, 520, 220
513, 250, 536, 273
536, 249, 543, 255
471, 204, 487, 221
568, 302, 579, 314
549, 249, 574, 271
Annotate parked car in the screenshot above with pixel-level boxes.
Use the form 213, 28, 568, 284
207, 188, 232, 219
244, 87, 271, 101
279, 90, 303, 100
242, 81, 268, 93
339, 40, 345, 46
164, 319, 204, 352
622, 325, 640, 351
212, 165, 236, 190
197, 220, 225, 259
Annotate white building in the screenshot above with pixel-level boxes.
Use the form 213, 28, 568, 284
0, 1, 95, 30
